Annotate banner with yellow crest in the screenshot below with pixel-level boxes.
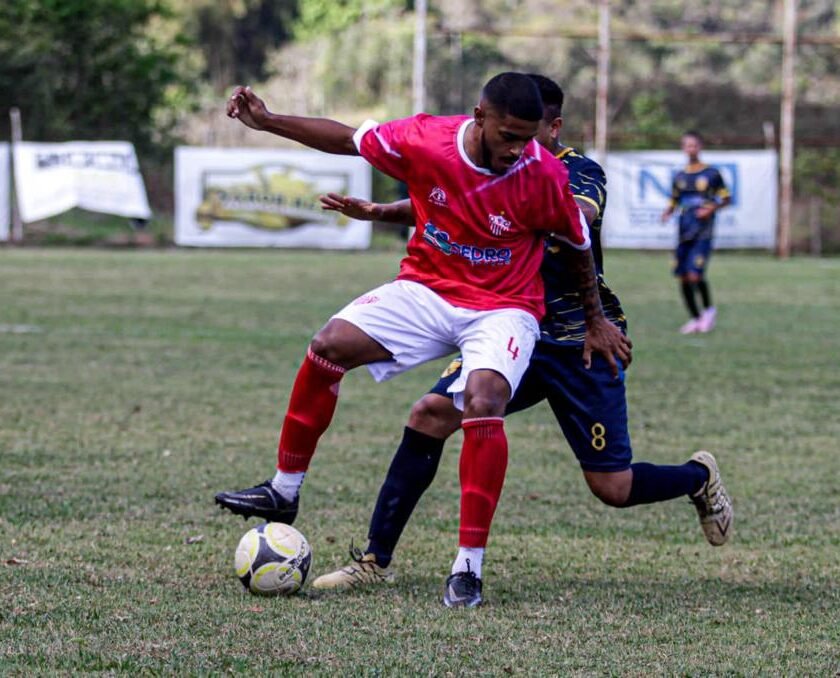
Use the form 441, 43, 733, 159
175, 147, 371, 248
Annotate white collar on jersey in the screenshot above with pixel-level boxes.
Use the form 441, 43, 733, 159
456, 118, 540, 176
457, 119, 495, 175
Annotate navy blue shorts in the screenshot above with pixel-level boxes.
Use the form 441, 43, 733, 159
674, 238, 713, 277
431, 344, 632, 472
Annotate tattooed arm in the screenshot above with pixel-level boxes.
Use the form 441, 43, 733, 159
564, 245, 633, 377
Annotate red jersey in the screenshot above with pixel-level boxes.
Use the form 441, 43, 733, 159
353, 114, 589, 320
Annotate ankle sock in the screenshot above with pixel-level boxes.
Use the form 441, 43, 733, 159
271, 470, 305, 502
452, 547, 484, 578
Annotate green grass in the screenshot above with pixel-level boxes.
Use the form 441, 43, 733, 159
1, 249, 838, 675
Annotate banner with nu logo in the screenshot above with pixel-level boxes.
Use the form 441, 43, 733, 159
601, 150, 777, 249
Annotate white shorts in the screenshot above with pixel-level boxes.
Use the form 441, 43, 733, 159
332, 280, 539, 409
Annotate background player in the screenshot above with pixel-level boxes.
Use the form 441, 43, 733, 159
215, 73, 632, 605
312, 76, 733, 607
661, 131, 731, 334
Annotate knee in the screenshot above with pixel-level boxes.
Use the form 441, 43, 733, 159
462, 376, 509, 419
310, 320, 360, 366
408, 395, 460, 439
462, 392, 507, 419
584, 472, 631, 507
309, 330, 340, 364
591, 486, 626, 507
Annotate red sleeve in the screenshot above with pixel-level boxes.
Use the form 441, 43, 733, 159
352, 115, 424, 182
544, 159, 591, 250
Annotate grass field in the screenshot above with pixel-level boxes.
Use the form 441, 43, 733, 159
1, 248, 838, 675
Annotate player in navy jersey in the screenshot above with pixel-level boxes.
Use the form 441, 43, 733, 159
311, 76, 734, 606
661, 131, 731, 334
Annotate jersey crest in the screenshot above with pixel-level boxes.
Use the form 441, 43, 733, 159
488, 213, 512, 236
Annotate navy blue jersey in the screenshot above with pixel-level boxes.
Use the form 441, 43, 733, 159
670, 164, 730, 242
540, 148, 626, 348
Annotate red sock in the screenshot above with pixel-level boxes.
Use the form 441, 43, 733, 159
458, 417, 508, 548
277, 348, 346, 472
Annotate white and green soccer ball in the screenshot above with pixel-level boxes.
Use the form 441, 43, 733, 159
234, 523, 311, 596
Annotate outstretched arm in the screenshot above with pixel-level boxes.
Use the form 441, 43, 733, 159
227, 86, 358, 156
320, 193, 415, 226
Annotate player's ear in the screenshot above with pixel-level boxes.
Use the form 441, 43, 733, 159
473, 104, 485, 128
550, 117, 563, 141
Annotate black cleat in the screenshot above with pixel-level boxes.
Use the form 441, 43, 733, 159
443, 561, 483, 608
214, 480, 299, 524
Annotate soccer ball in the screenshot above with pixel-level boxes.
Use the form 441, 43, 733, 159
234, 522, 311, 596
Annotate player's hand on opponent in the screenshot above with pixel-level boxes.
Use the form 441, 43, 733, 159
227, 86, 269, 131
583, 316, 633, 377
695, 204, 715, 220
320, 193, 384, 221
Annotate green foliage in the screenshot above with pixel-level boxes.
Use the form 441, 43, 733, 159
293, 0, 408, 40
184, 0, 298, 89
425, 32, 509, 115
0, 0, 191, 154
621, 90, 682, 149
795, 148, 840, 206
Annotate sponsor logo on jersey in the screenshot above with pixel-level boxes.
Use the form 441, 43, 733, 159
422, 222, 511, 265
488, 213, 512, 236
428, 186, 448, 207
353, 294, 380, 305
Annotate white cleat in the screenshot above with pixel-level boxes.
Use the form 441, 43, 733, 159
690, 451, 733, 546
311, 547, 395, 591
697, 307, 717, 333
680, 318, 701, 334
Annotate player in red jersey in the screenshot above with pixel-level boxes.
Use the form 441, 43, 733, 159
214, 72, 632, 605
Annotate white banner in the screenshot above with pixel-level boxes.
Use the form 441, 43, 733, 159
601, 150, 778, 249
13, 141, 152, 223
0, 144, 8, 241
175, 147, 372, 249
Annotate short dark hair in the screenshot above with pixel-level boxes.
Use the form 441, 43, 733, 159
526, 73, 564, 120
683, 130, 704, 144
481, 72, 543, 122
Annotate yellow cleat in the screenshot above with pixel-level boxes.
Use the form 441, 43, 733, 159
690, 451, 734, 546
311, 546, 395, 591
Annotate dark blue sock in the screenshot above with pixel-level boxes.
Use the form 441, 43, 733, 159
366, 427, 445, 567
624, 461, 709, 507
681, 281, 701, 318
697, 279, 712, 309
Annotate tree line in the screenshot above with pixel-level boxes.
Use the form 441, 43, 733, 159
0, 0, 837, 229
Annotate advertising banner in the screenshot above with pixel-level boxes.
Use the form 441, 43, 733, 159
13, 141, 152, 223
601, 150, 778, 249
175, 147, 372, 249
0, 144, 8, 241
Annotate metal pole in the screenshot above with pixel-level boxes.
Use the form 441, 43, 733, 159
778, 0, 797, 259
762, 121, 775, 149
412, 0, 428, 114
9, 107, 23, 243
594, 0, 611, 167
